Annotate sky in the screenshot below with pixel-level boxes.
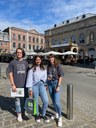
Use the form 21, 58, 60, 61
0, 0, 96, 33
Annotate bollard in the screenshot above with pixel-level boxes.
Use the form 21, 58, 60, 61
0, 67, 1, 78
67, 84, 73, 120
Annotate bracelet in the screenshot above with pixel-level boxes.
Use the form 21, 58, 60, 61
58, 85, 60, 87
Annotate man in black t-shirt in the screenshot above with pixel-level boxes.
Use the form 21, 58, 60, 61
8, 48, 29, 122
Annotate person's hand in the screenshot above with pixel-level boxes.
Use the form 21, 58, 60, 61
28, 90, 33, 97
55, 86, 60, 92
45, 85, 48, 91
12, 84, 17, 92
48, 77, 52, 80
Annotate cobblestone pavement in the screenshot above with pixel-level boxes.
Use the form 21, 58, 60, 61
0, 63, 96, 128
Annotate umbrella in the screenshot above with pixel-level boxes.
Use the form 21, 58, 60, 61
44, 51, 62, 56
36, 52, 45, 56
27, 51, 37, 55
62, 51, 78, 55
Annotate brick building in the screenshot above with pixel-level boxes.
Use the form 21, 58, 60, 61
0, 31, 10, 53
45, 13, 96, 59
1, 27, 45, 54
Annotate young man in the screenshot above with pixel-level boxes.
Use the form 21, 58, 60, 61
8, 48, 29, 122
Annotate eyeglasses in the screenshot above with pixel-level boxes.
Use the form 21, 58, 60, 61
17, 52, 22, 53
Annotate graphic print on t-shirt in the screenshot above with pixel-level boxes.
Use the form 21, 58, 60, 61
17, 64, 26, 74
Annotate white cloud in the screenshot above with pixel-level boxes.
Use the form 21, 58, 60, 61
0, 0, 96, 33
0, 18, 51, 33
46, 0, 96, 21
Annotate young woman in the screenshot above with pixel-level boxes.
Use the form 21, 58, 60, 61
26, 55, 50, 123
47, 54, 64, 127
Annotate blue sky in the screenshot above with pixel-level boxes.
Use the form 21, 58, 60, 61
0, 0, 96, 33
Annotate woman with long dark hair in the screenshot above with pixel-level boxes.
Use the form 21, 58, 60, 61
26, 55, 50, 123
47, 54, 64, 127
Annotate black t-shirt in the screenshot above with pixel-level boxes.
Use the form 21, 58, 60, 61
8, 59, 29, 88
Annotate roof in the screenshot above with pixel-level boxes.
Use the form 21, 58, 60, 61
45, 13, 96, 31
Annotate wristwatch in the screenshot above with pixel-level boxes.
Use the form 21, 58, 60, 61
58, 84, 60, 87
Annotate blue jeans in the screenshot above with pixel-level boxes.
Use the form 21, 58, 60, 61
32, 81, 48, 116
15, 88, 28, 113
15, 98, 21, 113
47, 80, 62, 117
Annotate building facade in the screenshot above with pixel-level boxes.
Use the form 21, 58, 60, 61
1, 27, 45, 54
45, 13, 96, 59
0, 31, 10, 53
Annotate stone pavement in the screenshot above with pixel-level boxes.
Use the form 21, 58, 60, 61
0, 63, 96, 128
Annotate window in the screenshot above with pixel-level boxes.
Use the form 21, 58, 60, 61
36, 45, 39, 50
79, 33, 85, 43
13, 42, 16, 48
13, 34, 16, 40
23, 44, 25, 49
29, 36, 31, 42
90, 32, 94, 41
41, 46, 43, 49
33, 45, 35, 50
88, 48, 95, 51
41, 39, 43, 44
54, 24, 56, 27
29, 44, 31, 50
23, 36, 25, 41
63, 37, 68, 44
37, 38, 39, 43
71, 35, 76, 43
52, 39, 55, 45
18, 35, 21, 40
82, 14, 86, 19
66, 20, 69, 23
0, 42, 2, 46
33, 37, 35, 42
0, 49, 2, 52
18, 43, 21, 48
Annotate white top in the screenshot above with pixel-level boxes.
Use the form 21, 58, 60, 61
26, 66, 47, 88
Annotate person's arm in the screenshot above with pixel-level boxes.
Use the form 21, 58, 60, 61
9, 72, 17, 92
26, 69, 34, 97
57, 77, 62, 87
56, 77, 63, 92
56, 64, 64, 92
8, 61, 17, 92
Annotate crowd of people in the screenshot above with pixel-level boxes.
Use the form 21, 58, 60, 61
8, 48, 64, 127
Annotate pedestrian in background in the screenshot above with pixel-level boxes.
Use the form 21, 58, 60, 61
47, 54, 64, 127
26, 55, 50, 123
93, 60, 96, 74
8, 48, 29, 122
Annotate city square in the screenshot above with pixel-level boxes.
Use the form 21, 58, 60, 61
0, 0, 96, 128
0, 62, 96, 128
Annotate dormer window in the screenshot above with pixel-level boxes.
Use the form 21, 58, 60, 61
66, 20, 69, 23
82, 14, 86, 19
54, 24, 56, 27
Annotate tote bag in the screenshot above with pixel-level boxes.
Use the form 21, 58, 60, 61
25, 97, 36, 115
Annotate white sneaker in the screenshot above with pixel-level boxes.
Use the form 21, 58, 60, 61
51, 113, 59, 120
56, 113, 59, 119
50, 115, 54, 120
35, 115, 41, 123
24, 111, 28, 116
17, 113, 22, 122
58, 117, 62, 127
